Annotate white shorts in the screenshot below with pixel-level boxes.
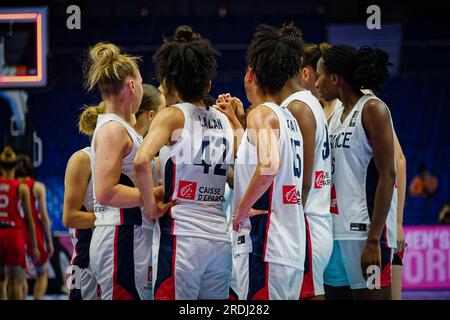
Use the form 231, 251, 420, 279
68, 264, 98, 300
300, 214, 333, 298
152, 222, 231, 300
232, 252, 303, 300
89, 225, 153, 300
323, 240, 393, 290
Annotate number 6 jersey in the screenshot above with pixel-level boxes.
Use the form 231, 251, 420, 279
328, 94, 397, 248
158, 103, 234, 242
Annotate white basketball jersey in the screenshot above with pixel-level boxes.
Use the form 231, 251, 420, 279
233, 102, 306, 269
158, 103, 234, 242
281, 91, 332, 217
328, 94, 397, 248
90, 113, 152, 229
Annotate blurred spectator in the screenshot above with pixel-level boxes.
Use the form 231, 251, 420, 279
409, 163, 438, 197
438, 203, 450, 224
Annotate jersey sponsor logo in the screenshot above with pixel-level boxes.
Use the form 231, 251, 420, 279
283, 185, 298, 205
315, 171, 331, 189
197, 186, 224, 202
177, 180, 197, 200
315, 171, 324, 189
330, 184, 339, 214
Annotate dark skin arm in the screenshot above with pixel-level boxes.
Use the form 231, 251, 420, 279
287, 100, 316, 208
361, 99, 396, 279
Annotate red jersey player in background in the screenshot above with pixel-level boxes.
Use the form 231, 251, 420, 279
0, 146, 39, 300
15, 155, 54, 300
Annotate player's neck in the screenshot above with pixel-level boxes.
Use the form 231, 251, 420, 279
104, 101, 134, 125
339, 88, 363, 113
278, 79, 303, 104
2, 171, 15, 179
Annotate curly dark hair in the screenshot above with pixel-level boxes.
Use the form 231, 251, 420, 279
246, 22, 304, 95
322, 44, 393, 94
153, 25, 219, 102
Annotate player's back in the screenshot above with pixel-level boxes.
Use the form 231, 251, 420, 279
0, 177, 22, 228
234, 102, 306, 269
158, 102, 234, 242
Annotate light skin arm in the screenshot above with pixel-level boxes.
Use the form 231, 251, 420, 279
94, 121, 143, 208
62, 150, 96, 229
216, 95, 245, 158
233, 106, 279, 231
361, 99, 397, 278
133, 107, 182, 220
394, 131, 407, 251
288, 100, 316, 208
19, 183, 40, 261
34, 182, 54, 257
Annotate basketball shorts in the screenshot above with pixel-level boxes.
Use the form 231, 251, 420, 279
324, 240, 393, 290
89, 224, 153, 300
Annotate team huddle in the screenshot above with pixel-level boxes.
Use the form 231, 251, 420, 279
0, 21, 407, 300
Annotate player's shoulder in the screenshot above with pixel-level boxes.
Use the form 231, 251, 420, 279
67, 149, 91, 172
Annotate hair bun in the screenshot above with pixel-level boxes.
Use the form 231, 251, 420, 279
353, 46, 392, 93
279, 22, 302, 38
90, 42, 121, 66
0, 146, 16, 163
174, 25, 201, 42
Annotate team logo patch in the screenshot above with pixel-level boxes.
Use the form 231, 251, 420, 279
349, 111, 359, 127
315, 171, 324, 189
177, 181, 197, 200
330, 184, 339, 214
282, 185, 298, 204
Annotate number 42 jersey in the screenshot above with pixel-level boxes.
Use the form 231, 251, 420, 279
158, 103, 234, 242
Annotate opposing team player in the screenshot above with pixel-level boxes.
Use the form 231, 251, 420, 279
15, 155, 53, 300
316, 45, 397, 299
0, 147, 39, 300
224, 23, 306, 300
278, 25, 333, 300
134, 26, 234, 300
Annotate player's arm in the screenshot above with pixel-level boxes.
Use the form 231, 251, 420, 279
361, 99, 396, 276
94, 121, 142, 208
63, 150, 96, 229
134, 107, 182, 220
233, 106, 278, 230
19, 183, 39, 260
34, 182, 54, 256
394, 130, 407, 251
288, 100, 316, 208
216, 94, 245, 158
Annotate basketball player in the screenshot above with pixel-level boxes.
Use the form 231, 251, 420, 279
277, 25, 333, 300
81, 42, 170, 300
63, 83, 166, 300
15, 155, 53, 300
299, 43, 337, 120
0, 146, 39, 300
316, 45, 397, 300
222, 23, 306, 300
63, 144, 97, 300
134, 25, 233, 300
